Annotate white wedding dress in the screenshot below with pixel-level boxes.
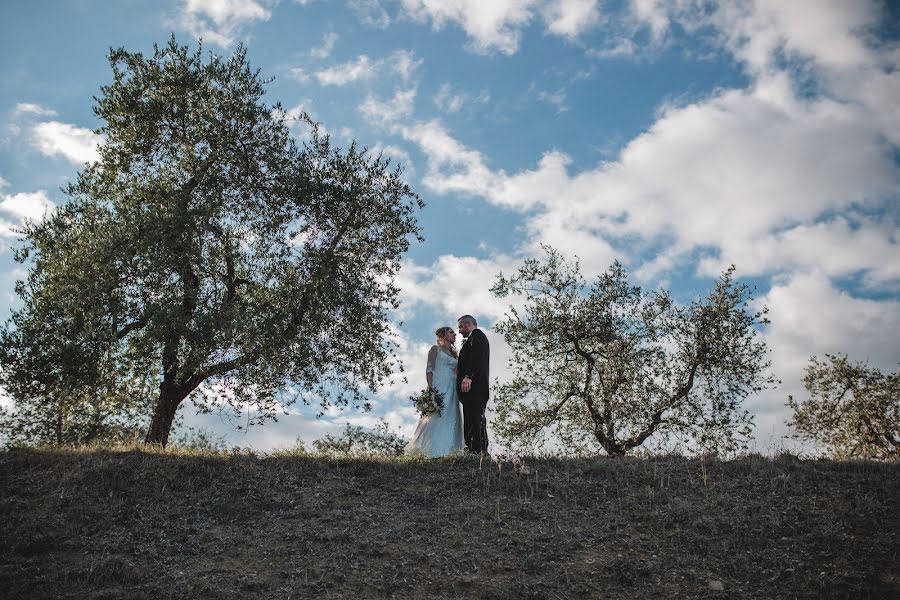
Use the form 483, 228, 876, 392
405, 345, 465, 457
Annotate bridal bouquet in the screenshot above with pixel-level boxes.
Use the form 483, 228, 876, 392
410, 388, 445, 417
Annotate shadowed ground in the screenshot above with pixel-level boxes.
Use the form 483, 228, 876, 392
0, 447, 897, 599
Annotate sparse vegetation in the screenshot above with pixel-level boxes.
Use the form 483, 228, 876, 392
0, 446, 897, 599
312, 420, 408, 456
788, 354, 899, 460
491, 247, 776, 457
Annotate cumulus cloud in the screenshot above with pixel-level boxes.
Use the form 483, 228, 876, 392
0, 190, 55, 223
433, 83, 490, 114
348, 0, 392, 29
316, 55, 375, 86
31, 121, 102, 165
433, 83, 465, 114
396, 254, 520, 325
0, 188, 55, 244
175, 0, 271, 47
748, 273, 900, 449
359, 88, 417, 127
396, 10, 899, 285
399, 0, 601, 55
315, 50, 421, 86
541, 0, 601, 38
14, 103, 57, 117
309, 31, 338, 59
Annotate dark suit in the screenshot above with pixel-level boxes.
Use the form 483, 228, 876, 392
457, 328, 490, 454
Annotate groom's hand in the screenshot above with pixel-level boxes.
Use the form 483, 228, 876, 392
461, 376, 472, 393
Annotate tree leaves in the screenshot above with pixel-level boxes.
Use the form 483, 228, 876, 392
788, 355, 900, 459
0, 37, 423, 447
491, 246, 776, 456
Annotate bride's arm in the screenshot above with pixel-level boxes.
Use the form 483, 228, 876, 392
426, 345, 438, 389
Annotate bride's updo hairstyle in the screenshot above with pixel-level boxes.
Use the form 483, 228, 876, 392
435, 326, 458, 358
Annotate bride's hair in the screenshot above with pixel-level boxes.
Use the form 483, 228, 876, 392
435, 326, 458, 358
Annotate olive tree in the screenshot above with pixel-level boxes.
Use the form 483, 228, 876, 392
490, 247, 777, 456
0, 38, 422, 447
788, 355, 899, 459
312, 420, 408, 456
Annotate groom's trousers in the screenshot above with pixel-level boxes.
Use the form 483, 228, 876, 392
461, 395, 489, 454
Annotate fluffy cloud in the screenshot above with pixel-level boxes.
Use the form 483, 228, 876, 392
359, 88, 417, 127
433, 84, 490, 114
175, 0, 271, 47
31, 121, 102, 165
309, 31, 338, 59
315, 50, 421, 86
396, 29, 898, 285
396, 254, 520, 325
748, 273, 900, 449
541, 0, 601, 38
14, 103, 57, 117
0, 190, 55, 224
348, 0, 392, 29
316, 55, 375, 85
399, 0, 601, 54
434, 83, 465, 113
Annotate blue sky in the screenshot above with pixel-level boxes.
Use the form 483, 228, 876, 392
1, 0, 898, 452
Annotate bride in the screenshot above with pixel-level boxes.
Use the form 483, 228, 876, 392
405, 326, 465, 457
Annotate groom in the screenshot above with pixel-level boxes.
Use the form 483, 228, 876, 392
456, 314, 490, 455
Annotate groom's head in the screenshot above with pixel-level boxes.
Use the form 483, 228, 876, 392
457, 315, 477, 338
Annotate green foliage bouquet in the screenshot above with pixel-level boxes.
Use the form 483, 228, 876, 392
411, 388, 445, 417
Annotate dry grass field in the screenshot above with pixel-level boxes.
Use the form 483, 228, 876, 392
1, 447, 897, 599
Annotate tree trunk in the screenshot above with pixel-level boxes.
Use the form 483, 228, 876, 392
144, 385, 185, 447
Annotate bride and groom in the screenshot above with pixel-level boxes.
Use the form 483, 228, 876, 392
405, 314, 490, 458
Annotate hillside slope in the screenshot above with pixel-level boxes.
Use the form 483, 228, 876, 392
0, 448, 897, 599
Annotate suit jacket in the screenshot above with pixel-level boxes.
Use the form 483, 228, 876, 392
457, 328, 490, 401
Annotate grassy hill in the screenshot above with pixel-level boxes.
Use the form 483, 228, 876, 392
0, 447, 897, 599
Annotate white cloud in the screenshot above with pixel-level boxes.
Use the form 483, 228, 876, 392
392, 49, 423, 83
400, 68, 898, 284
0, 175, 8, 189
541, 0, 601, 38
396, 254, 519, 325
348, 0, 392, 29
31, 121, 102, 165
315, 50, 422, 87
0, 190, 55, 223
315, 55, 375, 85
175, 0, 271, 47
399, 0, 602, 54
400, 0, 536, 55
433, 83, 490, 114
287, 67, 310, 83
536, 86, 568, 112
309, 31, 338, 59
398, 119, 496, 199
0, 219, 18, 241
14, 103, 58, 117
748, 273, 900, 450
359, 88, 417, 127
434, 83, 466, 113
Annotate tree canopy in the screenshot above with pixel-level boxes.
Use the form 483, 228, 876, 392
788, 355, 899, 459
0, 37, 423, 447
490, 247, 777, 456
311, 420, 408, 456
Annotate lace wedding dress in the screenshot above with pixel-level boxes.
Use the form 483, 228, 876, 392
405, 345, 465, 457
